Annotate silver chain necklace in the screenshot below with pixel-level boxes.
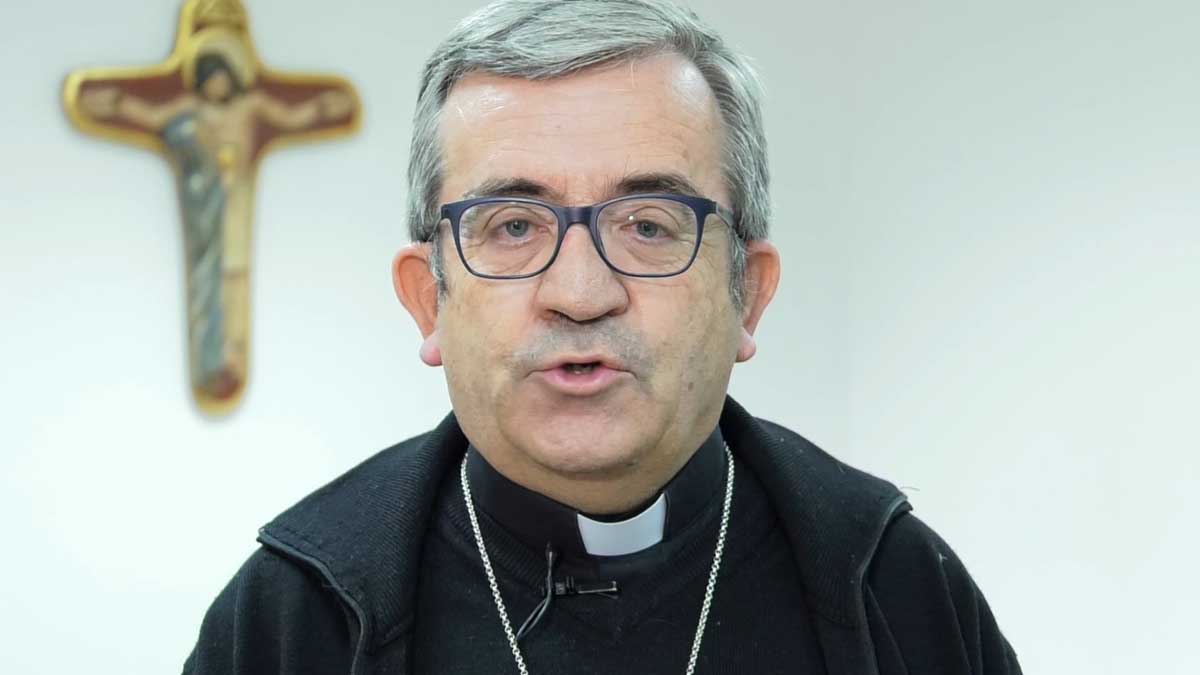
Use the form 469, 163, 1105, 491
459, 445, 735, 675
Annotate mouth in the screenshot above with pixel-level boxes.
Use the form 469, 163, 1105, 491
534, 357, 630, 396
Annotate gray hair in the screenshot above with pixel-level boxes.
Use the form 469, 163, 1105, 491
406, 0, 769, 307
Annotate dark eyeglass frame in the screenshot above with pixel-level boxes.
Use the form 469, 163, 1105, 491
436, 192, 737, 280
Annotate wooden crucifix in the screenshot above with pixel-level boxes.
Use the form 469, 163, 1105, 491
63, 0, 361, 416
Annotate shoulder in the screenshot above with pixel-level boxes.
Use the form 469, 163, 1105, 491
184, 547, 354, 674
249, 414, 468, 650
266, 422, 449, 533
871, 512, 963, 582
865, 513, 1022, 674
220, 546, 347, 616
733, 404, 905, 504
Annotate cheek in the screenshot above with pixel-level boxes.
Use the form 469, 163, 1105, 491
689, 252, 741, 369
439, 281, 533, 382
636, 262, 738, 392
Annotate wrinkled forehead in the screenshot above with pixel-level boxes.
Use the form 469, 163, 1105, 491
437, 52, 727, 205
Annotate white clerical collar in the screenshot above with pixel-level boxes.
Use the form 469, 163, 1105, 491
576, 492, 667, 556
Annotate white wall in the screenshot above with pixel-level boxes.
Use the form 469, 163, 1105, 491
2, 1, 1196, 673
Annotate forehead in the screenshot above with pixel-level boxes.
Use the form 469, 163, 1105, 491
438, 52, 726, 203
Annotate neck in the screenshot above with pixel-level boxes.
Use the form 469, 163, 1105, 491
499, 463, 676, 516
465, 427, 725, 559
480, 425, 723, 515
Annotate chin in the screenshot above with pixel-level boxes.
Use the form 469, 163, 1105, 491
490, 378, 645, 471
509, 412, 651, 477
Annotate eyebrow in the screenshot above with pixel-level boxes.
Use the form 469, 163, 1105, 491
464, 177, 551, 200
462, 171, 704, 203
613, 172, 703, 198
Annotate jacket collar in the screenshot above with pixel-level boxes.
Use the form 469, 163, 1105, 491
259, 396, 908, 652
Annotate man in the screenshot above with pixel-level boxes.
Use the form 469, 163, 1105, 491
185, 1, 1021, 673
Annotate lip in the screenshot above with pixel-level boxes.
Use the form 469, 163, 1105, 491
533, 364, 630, 396
538, 354, 628, 373
531, 355, 632, 397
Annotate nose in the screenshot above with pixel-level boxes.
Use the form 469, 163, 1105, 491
534, 222, 629, 323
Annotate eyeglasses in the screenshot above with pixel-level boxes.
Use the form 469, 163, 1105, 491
437, 193, 736, 280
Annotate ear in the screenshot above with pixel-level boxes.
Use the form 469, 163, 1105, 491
736, 240, 781, 363
392, 244, 443, 367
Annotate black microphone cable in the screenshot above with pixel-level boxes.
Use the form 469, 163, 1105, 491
516, 543, 557, 642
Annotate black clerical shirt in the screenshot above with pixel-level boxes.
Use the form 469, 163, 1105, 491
411, 434, 829, 674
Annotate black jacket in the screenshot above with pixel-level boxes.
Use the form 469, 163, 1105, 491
184, 397, 1021, 674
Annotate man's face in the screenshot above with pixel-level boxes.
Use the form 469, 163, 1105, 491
424, 53, 752, 495
201, 69, 233, 102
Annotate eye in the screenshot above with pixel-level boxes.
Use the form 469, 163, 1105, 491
504, 219, 532, 238
634, 220, 662, 239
